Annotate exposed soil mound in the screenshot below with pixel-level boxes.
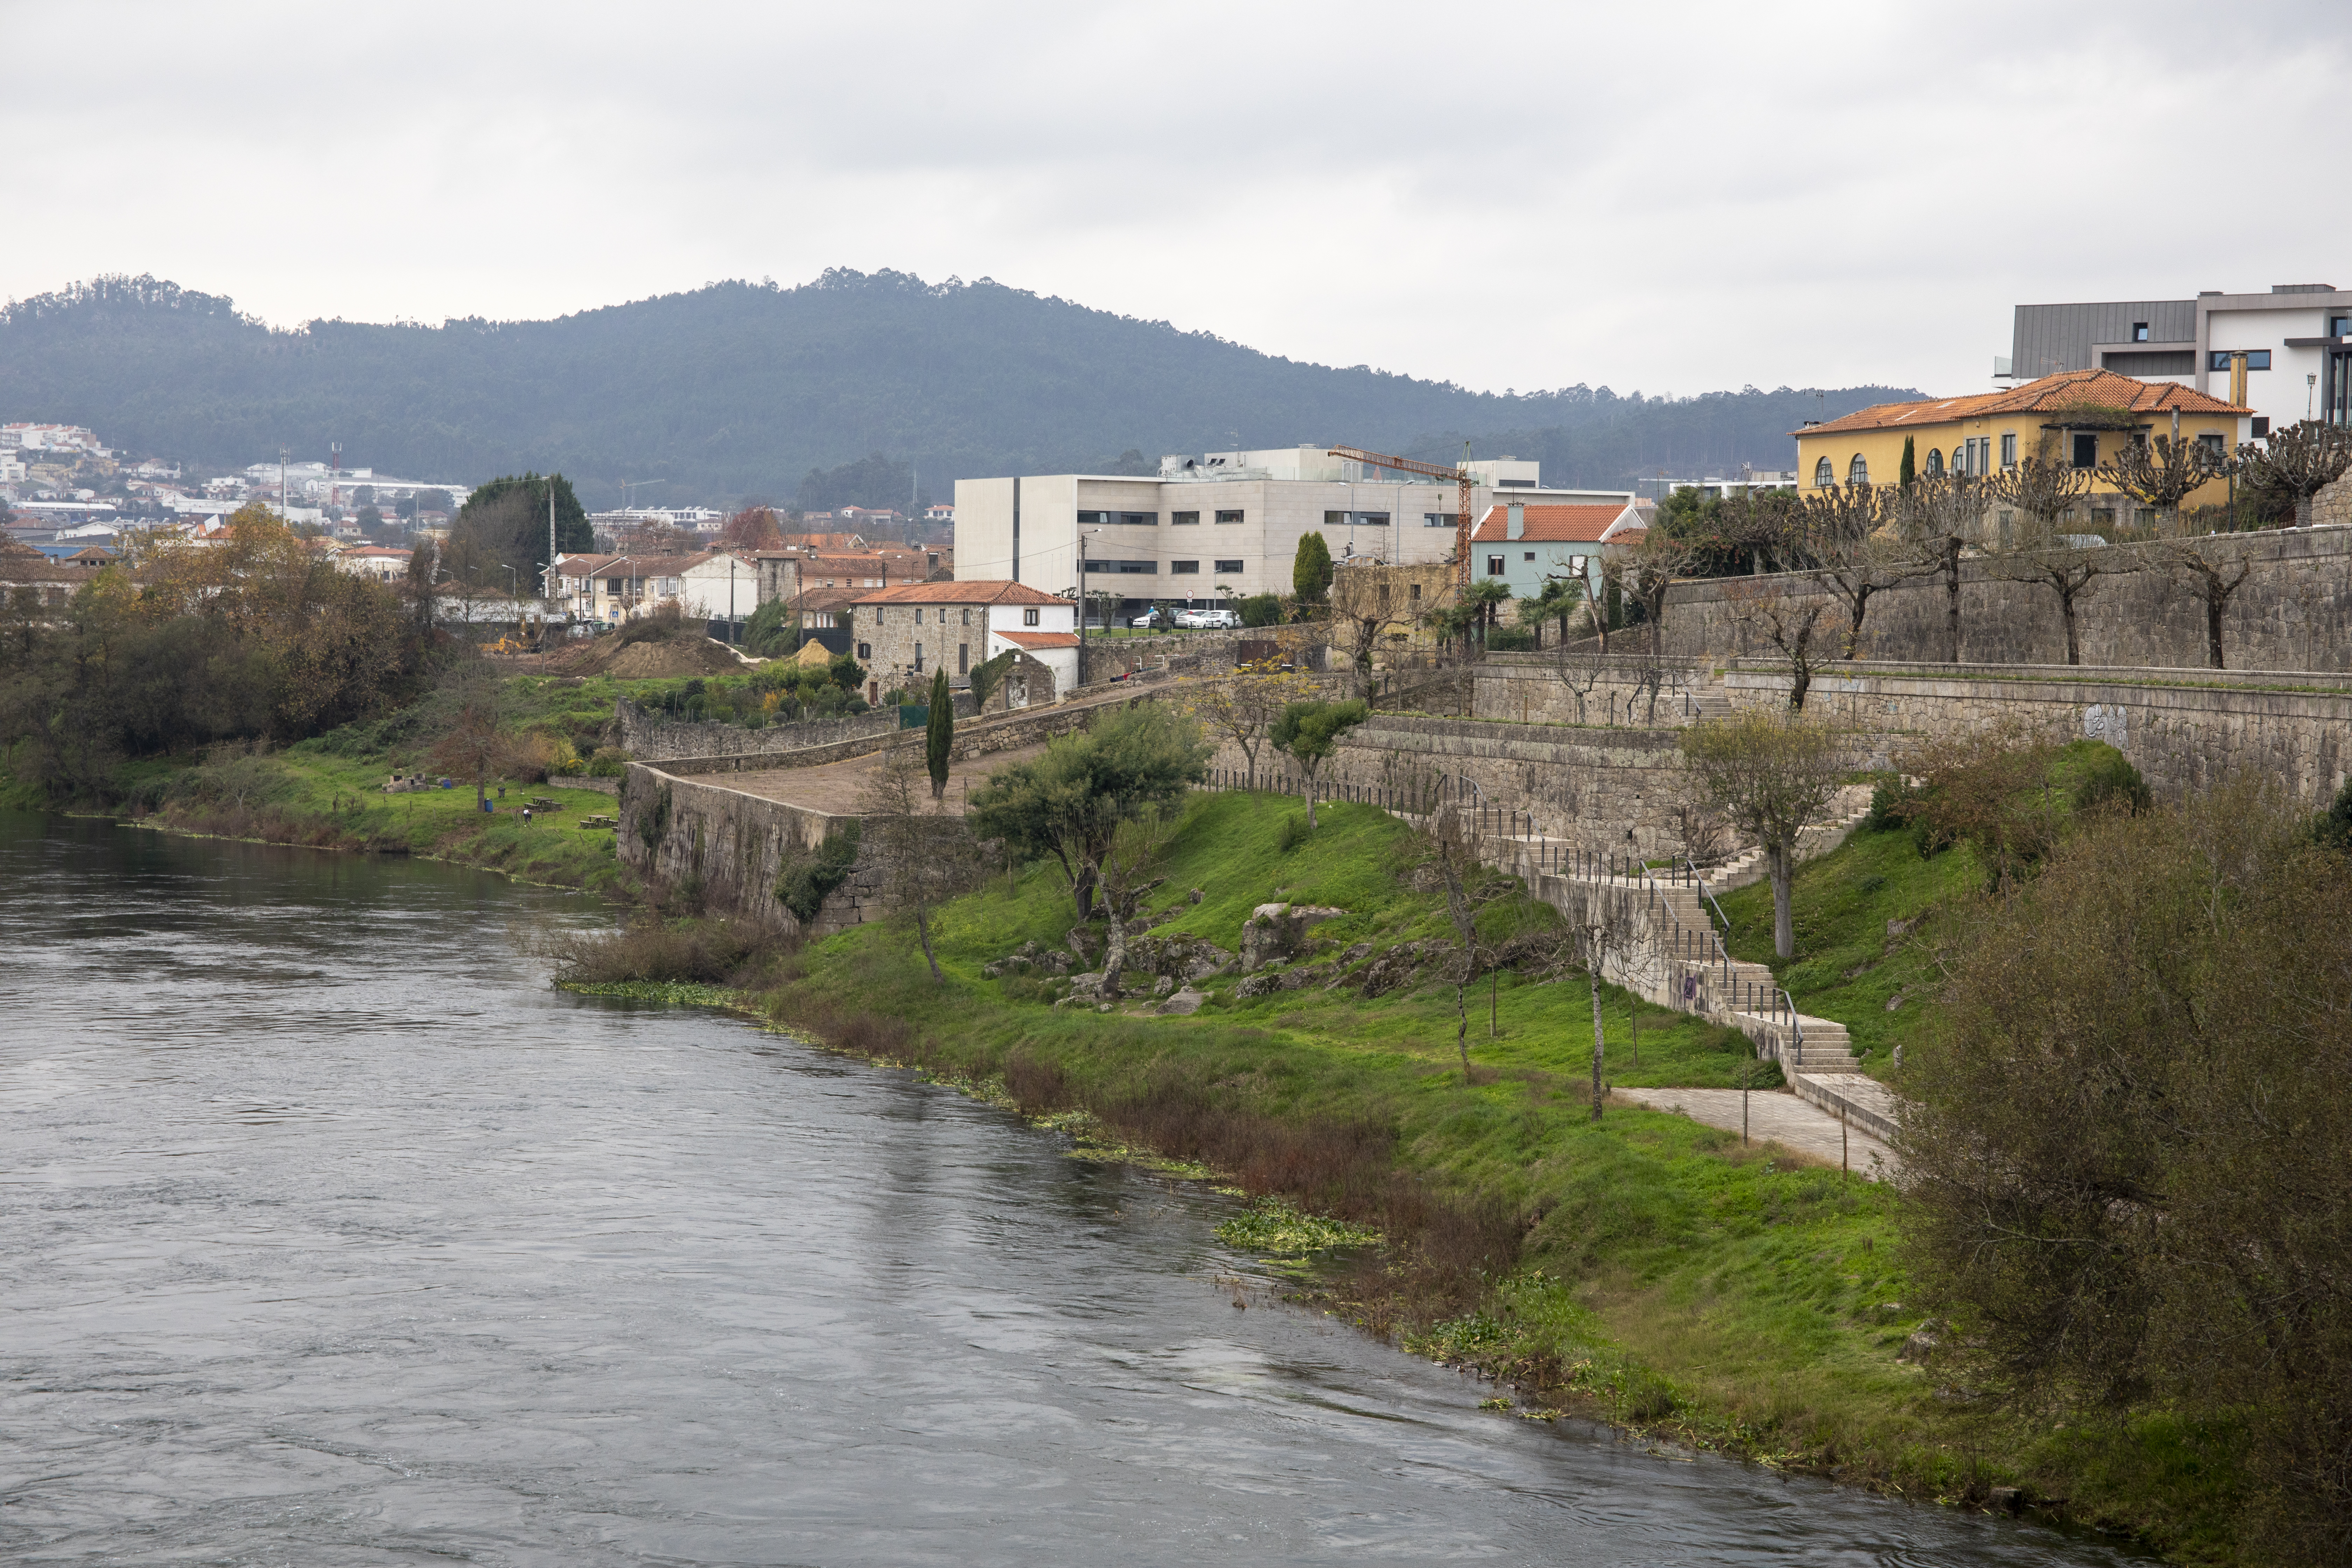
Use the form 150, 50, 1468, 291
601, 637, 750, 678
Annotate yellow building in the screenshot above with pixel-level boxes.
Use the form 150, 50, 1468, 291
1794, 369, 2251, 538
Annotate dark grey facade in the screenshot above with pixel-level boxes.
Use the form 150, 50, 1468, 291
2011, 299, 2197, 381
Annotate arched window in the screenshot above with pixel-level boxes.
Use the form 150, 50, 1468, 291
1924, 448, 1944, 477
1848, 453, 1870, 484
1813, 456, 1834, 487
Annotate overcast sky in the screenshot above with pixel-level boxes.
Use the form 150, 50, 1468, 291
7, 1, 2345, 400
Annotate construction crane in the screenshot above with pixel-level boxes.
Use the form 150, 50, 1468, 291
1326, 443, 1477, 587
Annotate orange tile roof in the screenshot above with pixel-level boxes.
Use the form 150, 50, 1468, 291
1468, 503, 1640, 544
847, 580, 1065, 607
1794, 369, 2250, 437
995, 630, 1079, 650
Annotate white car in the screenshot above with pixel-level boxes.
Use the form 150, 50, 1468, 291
1175, 607, 1240, 629
1128, 611, 1164, 629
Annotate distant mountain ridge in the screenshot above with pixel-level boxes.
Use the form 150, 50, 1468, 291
0, 271, 1916, 507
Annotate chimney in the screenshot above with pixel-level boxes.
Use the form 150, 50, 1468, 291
1506, 501, 1525, 540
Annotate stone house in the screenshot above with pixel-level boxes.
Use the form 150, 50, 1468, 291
843, 580, 1076, 703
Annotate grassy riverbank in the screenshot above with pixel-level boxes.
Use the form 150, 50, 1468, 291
742, 788, 2237, 1559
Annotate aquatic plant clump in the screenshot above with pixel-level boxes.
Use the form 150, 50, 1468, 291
1216, 1196, 1382, 1260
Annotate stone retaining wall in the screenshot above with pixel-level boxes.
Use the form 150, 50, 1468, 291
617, 766, 882, 936
1470, 653, 1718, 728
1723, 659, 2352, 803
1660, 524, 2352, 672
616, 698, 898, 763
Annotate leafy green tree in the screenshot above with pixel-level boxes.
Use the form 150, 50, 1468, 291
450, 473, 592, 588
1679, 709, 1853, 958
1461, 578, 1512, 651
969, 702, 1209, 920
924, 666, 952, 799
1292, 531, 1333, 608
1269, 697, 1368, 828
1238, 593, 1284, 628
827, 650, 866, 692
1898, 434, 1916, 487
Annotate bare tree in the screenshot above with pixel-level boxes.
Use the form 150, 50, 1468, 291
1183, 669, 1307, 788
1721, 575, 1847, 711
1609, 525, 1700, 654
1993, 527, 2116, 666
1420, 804, 1513, 1082
2239, 419, 2352, 528
2154, 537, 2254, 670
2098, 432, 2233, 536
1093, 809, 1176, 999
1987, 450, 2094, 538
1893, 474, 1987, 663
1801, 482, 1933, 659
1680, 710, 1853, 959
1326, 561, 1418, 700
857, 737, 982, 983
1546, 624, 1610, 725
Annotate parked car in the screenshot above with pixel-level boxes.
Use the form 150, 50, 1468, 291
1128, 611, 1165, 629
1176, 607, 1240, 629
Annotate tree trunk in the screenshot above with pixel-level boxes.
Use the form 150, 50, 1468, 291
1072, 863, 1098, 922
916, 902, 943, 983
1100, 905, 1127, 998
1303, 775, 1319, 830
1943, 540, 1962, 663
1588, 959, 1605, 1122
1630, 994, 1638, 1068
2297, 494, 2315, 528
1456, 978, 1471, 1080
1787, 664, 1811, 712
1769, 842, 1795, 960
2060, 589, 2082, 665
2206, 589, 2227, 670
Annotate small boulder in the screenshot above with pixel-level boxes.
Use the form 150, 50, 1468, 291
1239, 902, 1347, 973
1896, 1318, 1947, 1364
1151, 975, 1175, 998
1158, 987, 1206, 1015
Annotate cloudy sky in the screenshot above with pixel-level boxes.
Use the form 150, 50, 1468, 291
7, 1, 2346, 399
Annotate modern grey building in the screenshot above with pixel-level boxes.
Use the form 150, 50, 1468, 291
2008, 286, 2352, 433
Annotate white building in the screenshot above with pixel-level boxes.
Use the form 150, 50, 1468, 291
1, 424, 105, 456
332, 546, 413, 585
2009, 286, 2352, 434
954, 446, 1632, 618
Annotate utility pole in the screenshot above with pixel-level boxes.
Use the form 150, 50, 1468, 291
279, 448, 289, 520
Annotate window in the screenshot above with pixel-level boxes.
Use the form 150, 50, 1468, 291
1118, 512, 1156, 526
958, 643, 969, 674
1325, 511, 1345, 527
1082, 559, 1157, 574
856, 642, 872, 659
2210, 350, 2273, 371
1171, 560, 1200, 574
873, 606, 884, 623
1022, 608, 1040, 626
1076, 510, 1112, 526
1523, 551, 1536, 562
914, 642, 923, 672
2132, 321, 2150, 342
2332, 316, 2351, 338
1214, 559, 1243, 574
961, 608, 971, 625
2071, 431, 2099, 468
1409, 583, 1423, 601
1486, 555, 1505, 576
1172, 510, 1200, 525
1923, 448, 1943, 477
606, 578, 622, 594
913, 607, 923, 624
2199, 432, 2227, 461
1813, 456, 1833, 486
1424, 512, 1450, 527
1848, 454, 1869, 483
1215, 510, 1244, 525
2001, 432, 2018, 468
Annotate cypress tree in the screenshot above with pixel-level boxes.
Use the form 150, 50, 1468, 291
925, 666, 952, 799
1899, 435, 1916, 488
1293, 531, 1334, 606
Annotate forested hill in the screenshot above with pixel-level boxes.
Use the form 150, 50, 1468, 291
0, 272, 1915, 506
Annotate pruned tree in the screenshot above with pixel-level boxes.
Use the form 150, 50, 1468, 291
2098, 433, 2233, 536
1614, 524, 1699, 654
1987, 450, 2094, 538
1801, 481, 1932, 659
1269, 697, 1369, 828
1991, 524, 2115, 666
1680, 709, 1853, 958
1893, 474, 1987, 663
1721, 575, 1848, 711
857, 735, 981, 982
2134, 533, 2250, 671
2239, 419, 2352, 528
429, 700, 520, 809
1546, 619, 1610, 725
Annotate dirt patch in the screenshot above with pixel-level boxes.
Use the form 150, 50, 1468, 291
548, 635, 753, 679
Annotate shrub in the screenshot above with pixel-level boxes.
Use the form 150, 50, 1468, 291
1863, 774, 1917, 833
1238, 593, 1284, 628
587, 746, 632, 777
1484, 624, 1535, 652
1276, 813, 1309, 853
777, 823, 862, 922
2057, 739, 2151, 817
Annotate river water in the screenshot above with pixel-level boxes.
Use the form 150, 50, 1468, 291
0, 813, 2144, 1566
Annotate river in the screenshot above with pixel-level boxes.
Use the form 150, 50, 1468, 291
0, 813, 2145, 1565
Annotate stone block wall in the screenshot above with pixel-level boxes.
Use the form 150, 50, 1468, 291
617, 699, 897, 763
1469, 654, 1717, 728
2313, 475, 2352, 531
1077, 628, 1251, 685
1722, 660, 2352, 803
618, 765, 883, 936
1661, 525, 2352, 672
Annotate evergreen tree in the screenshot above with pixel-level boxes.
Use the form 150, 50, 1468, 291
1292, 531, 1334, 607
925, 666, 952, 799
1898, 435, 1916, 488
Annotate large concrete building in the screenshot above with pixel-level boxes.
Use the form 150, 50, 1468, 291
953, 446, 1632, 621
2009, 286, 2352, 434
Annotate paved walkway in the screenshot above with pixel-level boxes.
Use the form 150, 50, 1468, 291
1613, 1086, 1898, 1180
723, 738, 1052, 816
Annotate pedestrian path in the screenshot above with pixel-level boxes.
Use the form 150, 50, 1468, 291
1613, 1086, 1897, 1180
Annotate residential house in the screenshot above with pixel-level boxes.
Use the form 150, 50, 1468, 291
842, 581, 1077, 705
333, 545, 413, 586
1466, 501, 1648, 604
0, 539, 90, 610
1794, 368, 2250, 542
